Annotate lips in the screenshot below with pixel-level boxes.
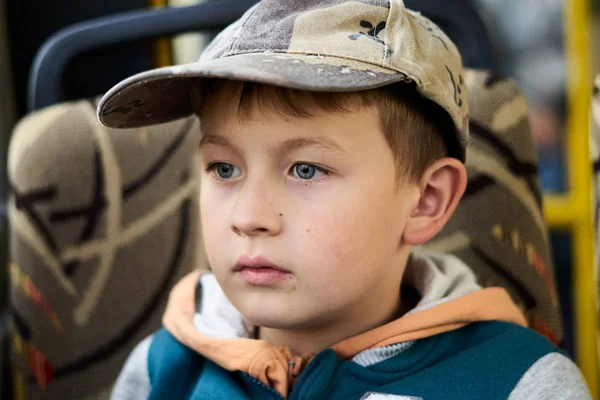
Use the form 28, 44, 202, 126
234, 255, 291, 285
234, 255, 290, 273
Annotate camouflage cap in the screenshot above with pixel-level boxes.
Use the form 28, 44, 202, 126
97, 0, 469, 158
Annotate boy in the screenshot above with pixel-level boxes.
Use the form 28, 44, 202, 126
98, 0, 591, 398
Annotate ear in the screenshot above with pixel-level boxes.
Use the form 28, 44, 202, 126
403, 158, 467, 245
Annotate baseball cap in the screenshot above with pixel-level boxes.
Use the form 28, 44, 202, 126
97, 0, 469, 159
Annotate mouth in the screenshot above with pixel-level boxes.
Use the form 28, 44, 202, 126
234, 255, 291, 285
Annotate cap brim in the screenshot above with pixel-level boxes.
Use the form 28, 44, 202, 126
97, 52, 408, 129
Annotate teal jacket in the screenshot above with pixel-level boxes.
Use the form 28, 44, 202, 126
146, 321, 567, 400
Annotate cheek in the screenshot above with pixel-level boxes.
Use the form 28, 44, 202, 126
295, 189, 402, 287
199, 187, 230, 268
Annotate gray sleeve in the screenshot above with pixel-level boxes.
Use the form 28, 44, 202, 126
508, 352, 592, 399
110, 336, 154, 400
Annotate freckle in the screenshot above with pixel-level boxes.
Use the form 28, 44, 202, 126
306, 229, 311, 233
287, 285, 297, 294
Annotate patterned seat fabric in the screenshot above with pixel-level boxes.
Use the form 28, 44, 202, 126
7, 98, 204, 399
423, 69, 563, 346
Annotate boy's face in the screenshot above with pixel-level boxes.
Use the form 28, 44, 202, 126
199, 84, 421, 334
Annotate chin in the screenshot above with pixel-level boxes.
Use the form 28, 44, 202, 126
234, 295, 311, 330
244, 315, 293, 330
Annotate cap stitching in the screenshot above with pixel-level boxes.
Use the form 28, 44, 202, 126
221, 49, 402, 72
381, 0, 392, 66
374, 0, 383, 64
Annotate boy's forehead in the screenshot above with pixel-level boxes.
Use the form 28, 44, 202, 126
199, 100, 382, 155
200, 131, 346, 154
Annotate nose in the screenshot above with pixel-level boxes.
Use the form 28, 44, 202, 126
231, 179, 282, 237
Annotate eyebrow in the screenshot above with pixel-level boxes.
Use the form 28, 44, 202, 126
199, 134, 233, 149
199, 134, 344, 155
277, 137, 344, 154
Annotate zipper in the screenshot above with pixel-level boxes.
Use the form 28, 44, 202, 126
241, 372, 285, 400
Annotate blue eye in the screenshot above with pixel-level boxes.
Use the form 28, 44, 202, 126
208, 163, 241, 179
292, 163, 327, 180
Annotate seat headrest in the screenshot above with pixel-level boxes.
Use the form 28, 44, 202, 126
423, 69, 562, 345
7, 98, 203, 398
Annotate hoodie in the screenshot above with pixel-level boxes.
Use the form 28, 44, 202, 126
112, 252, 591, 399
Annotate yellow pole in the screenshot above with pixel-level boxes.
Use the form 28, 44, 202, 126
564, 0, 598, 396
149, 0, 172, 67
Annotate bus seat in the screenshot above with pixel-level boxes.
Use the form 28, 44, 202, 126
423, 68, 563, 346
6, 98, 203, 399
